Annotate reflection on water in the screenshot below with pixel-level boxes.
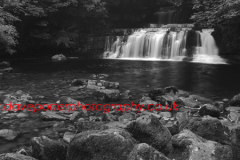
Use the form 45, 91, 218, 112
0, 59, 240, 153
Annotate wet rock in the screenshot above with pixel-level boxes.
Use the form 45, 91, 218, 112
75, 121, 108, 133
225, 106, 240, 112
128, 143, 170, 160
229, 93, 240, 106
118, 113, 136, 122
93, 89, 120, 102
168, 130, 233, 160
67, 128, 137, 160
159, 112, 172, 118
180, 97, 201, 108
148, 88, 165, 100
69, 86, 80, 91
139, 100, 158, 109
199, 104, 220, 118
87, 80, 119, 90
102, 112, 118, 121
189, 94, 213, 103
0, 129, 20, 140
63, 132, 75, 143
183, 116, 230, 145
31, 136, 68, 160
40, 111, 68, 121
52, 54, 67, 61
0, 153, 37, 160
126, 115, 173, 155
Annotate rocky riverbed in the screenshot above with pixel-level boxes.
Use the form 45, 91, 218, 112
1, 60, 240, 160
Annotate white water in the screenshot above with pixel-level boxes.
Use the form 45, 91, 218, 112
103, 28, 227, 64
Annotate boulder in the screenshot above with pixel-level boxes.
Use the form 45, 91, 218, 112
0, 153, 37, 160
199, 104, 220, 118
0, 129, 20, 140
179, 97, 201, 108
31, 136, 68, 160
93, 89, 120, 102
183, 116, 230, 145
126, 115, 173, 155
52, 54, 67, 61
229, 93, 240, 106
168, 130, 233, 160
67, 128, 137, 160
128, 143, 170, 160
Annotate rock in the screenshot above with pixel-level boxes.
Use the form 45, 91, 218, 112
67, 128, 137, 160
70, 112, 82, 121
139, 100, 158, 109
126, 115, 173, 155
120, 90, 132, 100
168, 130, 233, 160
118, 113, 136, 122
189, 94, 213, 103
53, 121, 75, 133
69, 86, 80, 91
229, 93, 240, 106
63, 132, 75, 143
87, 80, 119, 90
214, 101, 224, 112
225, 106, 240, 112
159, 112, 172, 118
148, 88, 165, 100
52, 54, 67, 61
0, 67, 13, 73
0, 153, 37, 160
75, 121, 108, 133
164, 86, 178, 94
199, 104, 220, 118
102, 112, 118, 121
0, 129, 20, 140
178, 90, 191, 97
0, 61, 10, 68
228, 125, 240, 160
93, 89, 120, 102
128, 143, 170, 160
180, 97, 201, 108
183, 116, 230, 145
31, 136, 68, 160
228, 112, 240, 122
17, 113, 28, 118
71, 79, 87, 86
40, 111, 68, 121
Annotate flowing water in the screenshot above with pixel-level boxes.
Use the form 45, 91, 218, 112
104, 28, 226, 64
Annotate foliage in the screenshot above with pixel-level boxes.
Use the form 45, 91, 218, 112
191, 0, 240, 53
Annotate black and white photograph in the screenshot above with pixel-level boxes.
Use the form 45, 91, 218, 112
0, 0, 240, 159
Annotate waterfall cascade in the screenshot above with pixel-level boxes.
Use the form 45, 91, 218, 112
103, 27, 226, 64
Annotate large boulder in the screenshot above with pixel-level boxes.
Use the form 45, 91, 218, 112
93, 89, 120, 102
199, 104, 221, 118
31, 136, 68, 160
127, 143, 170, 160
168, 130, 233, 160
126, 115, 173, 155
183, 116, 230, 145
67, 128, 137, 160
0, 153, 37, 160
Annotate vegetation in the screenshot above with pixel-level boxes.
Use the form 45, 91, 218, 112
191, 0, 240, 54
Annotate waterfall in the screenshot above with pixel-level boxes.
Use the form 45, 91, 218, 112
192, 29, 226, 64
103, 28, 226, 64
